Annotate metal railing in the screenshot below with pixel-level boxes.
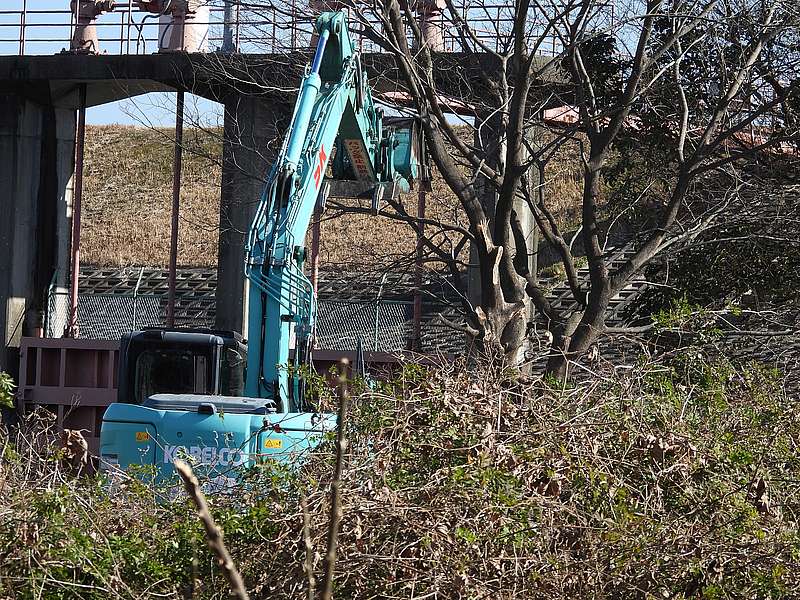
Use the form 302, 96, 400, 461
0, 1, 609, 56
0, 1, 301, 55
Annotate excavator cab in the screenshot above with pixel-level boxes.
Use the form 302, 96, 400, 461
116, 329, 247, 406
102, 328, 332, 486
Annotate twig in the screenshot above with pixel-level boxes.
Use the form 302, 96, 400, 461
321, 360, 350, 600
300, 494, 316, 600
174, 460, 249, 600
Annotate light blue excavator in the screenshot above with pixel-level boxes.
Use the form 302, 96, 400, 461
99, 11, 423, 484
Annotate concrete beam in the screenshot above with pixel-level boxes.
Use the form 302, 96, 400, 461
0, 52, 566, 108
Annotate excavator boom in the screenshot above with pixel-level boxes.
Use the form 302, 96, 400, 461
244, 11, 421, 409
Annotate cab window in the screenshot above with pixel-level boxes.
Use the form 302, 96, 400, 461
134, 350, 208, 404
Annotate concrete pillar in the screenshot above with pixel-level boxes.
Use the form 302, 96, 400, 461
55, 107, 77, 314
0, 90, 75, 371
416, 0, 446, 51
216, 96, 290, 336
467, 112, 538, 310
36, 104, 76, 339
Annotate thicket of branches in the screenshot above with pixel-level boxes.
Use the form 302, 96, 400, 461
1, 345, 798, 598
191, 0, 800, 378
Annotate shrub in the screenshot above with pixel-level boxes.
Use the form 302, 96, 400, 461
0, 372, 15, 410
0, 356, 797, 599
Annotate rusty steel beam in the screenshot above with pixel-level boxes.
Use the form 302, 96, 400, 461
67, 83, 87, 339
166, 90, 184, 328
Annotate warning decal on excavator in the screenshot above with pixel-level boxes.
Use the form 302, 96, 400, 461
264, 438, 283, 449
313, 145, 328, 188
135, 431, 150, 442
343, 138, 374, 180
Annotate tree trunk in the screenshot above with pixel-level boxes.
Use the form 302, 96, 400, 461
545, 287, 610, 380
472, 238, 530, 365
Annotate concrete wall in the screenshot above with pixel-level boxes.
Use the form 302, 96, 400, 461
0, 91, 75, 372
215, 96, 290, 337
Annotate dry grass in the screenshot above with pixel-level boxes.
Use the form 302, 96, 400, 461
81, 125, 585, 269
82, 125, 221, 267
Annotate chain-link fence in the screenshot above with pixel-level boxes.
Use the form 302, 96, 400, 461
315, 300, 413, 352
47, 289, 167, 339
47, 285, 416, 352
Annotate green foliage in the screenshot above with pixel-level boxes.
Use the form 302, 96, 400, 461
652, 294, 700, 328
640, 221, 800, 316
564, 33, 627, 113
289, 362, 338, 412
0, 371, 15, 410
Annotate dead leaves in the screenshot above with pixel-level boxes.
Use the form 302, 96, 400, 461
753, 477, 771, 515
61, 429, 89, 473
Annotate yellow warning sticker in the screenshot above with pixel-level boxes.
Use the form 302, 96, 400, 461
263, 438, 283, 449
135, 431, 150, 442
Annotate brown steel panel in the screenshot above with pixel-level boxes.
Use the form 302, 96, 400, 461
111, 350, 119, 389
21, 344, 36, 386
63, 404, 94, 431
35, 347, 42, 387
40, 347, 61, 387
26, 338, 117, 350
97, 350, 110, 388
59, 348, 66, 388
65, 348, 101, 388
26, 388, 117, 408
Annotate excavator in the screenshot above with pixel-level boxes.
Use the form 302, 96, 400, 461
98, 11, 423, 485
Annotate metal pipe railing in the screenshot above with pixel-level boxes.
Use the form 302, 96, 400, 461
0, 1, 575, 57
0, 2, 289, 55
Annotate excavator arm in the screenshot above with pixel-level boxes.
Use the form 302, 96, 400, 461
244, 11, 421, 409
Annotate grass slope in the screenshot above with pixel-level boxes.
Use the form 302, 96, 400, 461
82, 125, 221, 268
81, 125, 585, 270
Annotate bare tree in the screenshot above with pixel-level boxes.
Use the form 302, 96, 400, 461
342, 0, 799, 377
179, 0, 799, 377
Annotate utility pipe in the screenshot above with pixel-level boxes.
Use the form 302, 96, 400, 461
19, 0, 27, 55
132, 266, 145, 330
67, 83, 87, 339
222, 0, 235, 52
166, 90, 184, 328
